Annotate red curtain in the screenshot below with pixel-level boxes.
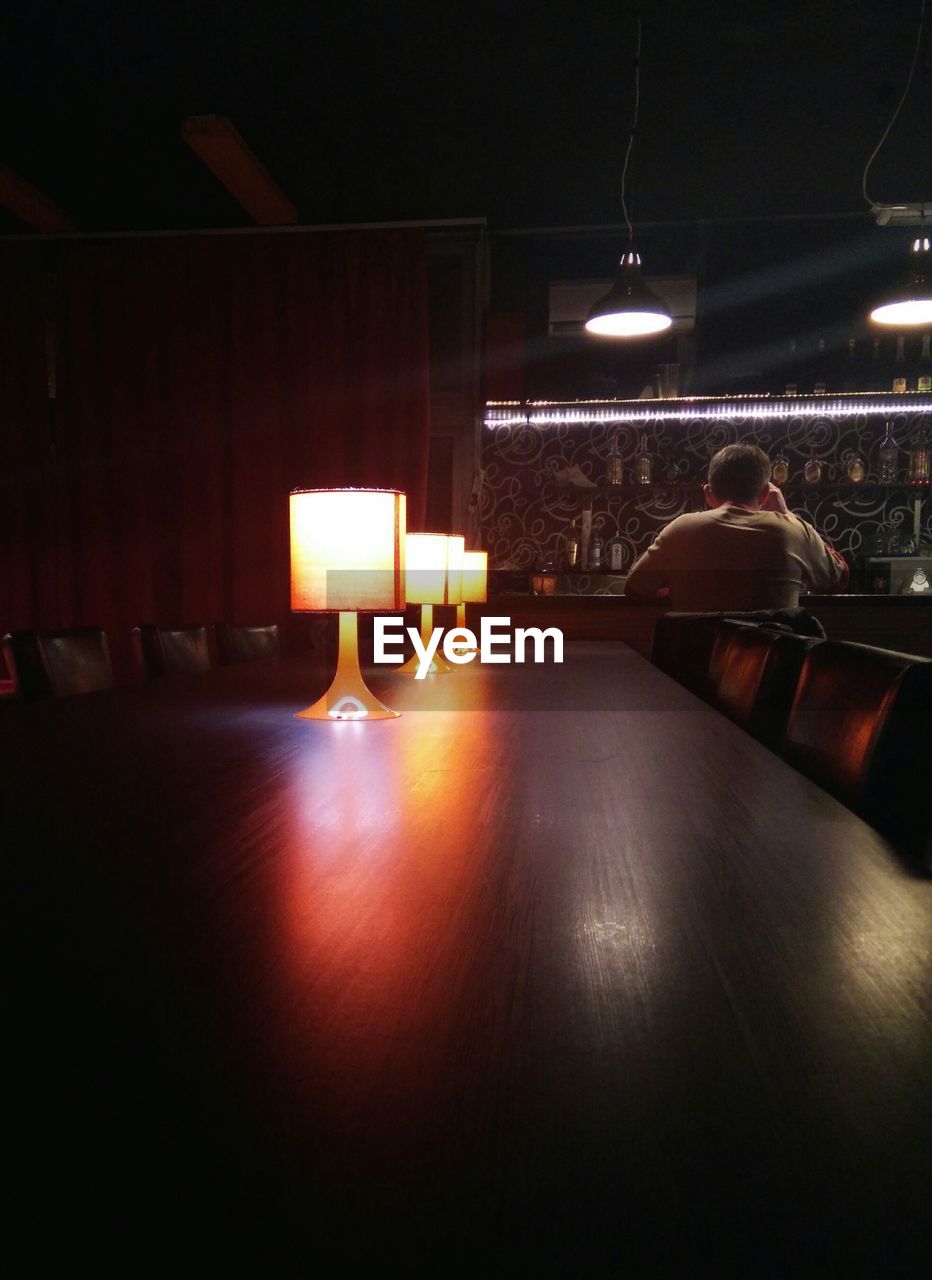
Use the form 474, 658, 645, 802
0, 230, 430, 676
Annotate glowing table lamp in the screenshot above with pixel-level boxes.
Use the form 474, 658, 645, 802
290, 487, 405, 720
457, 550, 488, 633
398, 533, 464, 676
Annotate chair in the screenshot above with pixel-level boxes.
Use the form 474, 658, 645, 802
132, 625, 212, 679
783, 641, 932, 859
4, 627, 114, 701
707, 621, 823, 748
214, 622, 279, 665
650, 608, 825, 701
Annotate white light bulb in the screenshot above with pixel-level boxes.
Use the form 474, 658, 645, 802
870, 297, 932, 326
585, 310, 673, 337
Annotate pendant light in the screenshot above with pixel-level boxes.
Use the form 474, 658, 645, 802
585, 16, 672, 339
863, 0, 932, 326
869, 232, 932, 326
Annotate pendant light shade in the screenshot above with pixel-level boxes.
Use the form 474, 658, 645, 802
869, 237, 932, 326
585, 250, 673, 337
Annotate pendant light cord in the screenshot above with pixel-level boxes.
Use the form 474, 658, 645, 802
620, 15, 642, 244
861, 0, 927, 208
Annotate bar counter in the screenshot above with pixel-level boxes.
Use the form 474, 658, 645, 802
470, 593, 932, 658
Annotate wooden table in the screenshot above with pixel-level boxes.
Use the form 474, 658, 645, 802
5, 645, 931, 1270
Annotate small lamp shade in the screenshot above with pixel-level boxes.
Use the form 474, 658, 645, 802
290, 488, 405, 612
405, 533, 461, 605
460, 550, 488, 604
446, 536, 465, 604
289, 487, 406, 721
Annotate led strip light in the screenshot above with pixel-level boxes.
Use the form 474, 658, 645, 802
485, 395, 932, 428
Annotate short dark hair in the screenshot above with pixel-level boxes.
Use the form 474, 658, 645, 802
708, 444, 771, 504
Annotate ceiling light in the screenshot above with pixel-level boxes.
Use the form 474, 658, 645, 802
869, 236, 932, 326
586, 17, 671, 341
585, 251, 672, 336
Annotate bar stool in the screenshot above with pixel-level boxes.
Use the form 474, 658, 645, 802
783, 640, 932, 860
4, 627, 115, 701
708, 621, 823, 748
213, 622, 279, 665
132, 624, 212, 679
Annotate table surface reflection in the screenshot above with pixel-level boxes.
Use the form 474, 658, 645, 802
5, 644, 931, 1270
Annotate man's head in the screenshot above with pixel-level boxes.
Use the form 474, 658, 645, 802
706, 444, 771, 506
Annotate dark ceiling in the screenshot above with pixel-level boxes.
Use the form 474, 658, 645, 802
1, 0, 929, 236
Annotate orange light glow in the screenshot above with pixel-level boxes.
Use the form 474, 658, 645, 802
460, 550, 488, 604
290, 488, 406, 612
405, 533, 460, 605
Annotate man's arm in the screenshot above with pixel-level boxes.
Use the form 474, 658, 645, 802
761, 484, 848, 593
624, 529, 674, 600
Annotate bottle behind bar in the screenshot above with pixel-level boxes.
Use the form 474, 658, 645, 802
892, 335, 907, 393
813, 338, 828, 394
869, 337, 884, 392
565, 518, 580, 568
588, 532, 603, 571
918, 333, 932, 393
908, 425, 930, 485
607, 536, 624, 572
843, 336, 858, 393
634, 436, 653, 485
878, 421, 898, 483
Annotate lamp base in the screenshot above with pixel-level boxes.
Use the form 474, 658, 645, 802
296, 612, 400, 721
396, 603, 452, 676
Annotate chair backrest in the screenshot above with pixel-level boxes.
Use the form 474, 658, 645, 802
783, 640, 932, 856
5, 627, 114, 701
708, 621, 823, 747
133, 625, 212, 679
651, 608, 824, 701
214, 622, 279, 665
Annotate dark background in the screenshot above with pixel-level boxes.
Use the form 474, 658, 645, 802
2, 1, 930, 395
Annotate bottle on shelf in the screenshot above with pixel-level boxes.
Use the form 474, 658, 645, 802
605, 436, 624, 486
606, 536, 624, 573
565, 518, 580, 569
804, 451, 822, 484
771, 452, 790, 486
634, 436, 653, 485
892, 335, 907, 393
813, 338, 828, 394
783, 338, 798, 396
878, 422, 899, 483
845, 451, 867, 484
843, 336, 858, 393
587, 531, 603, 572
908, 425, 930, 486
868, 336, 884, 392
918, 333, 932, 393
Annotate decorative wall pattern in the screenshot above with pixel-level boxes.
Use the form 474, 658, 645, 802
478, 402, 932, 577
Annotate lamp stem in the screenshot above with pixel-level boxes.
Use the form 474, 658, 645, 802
295, 611, 400, 720
396, 602, 452, 675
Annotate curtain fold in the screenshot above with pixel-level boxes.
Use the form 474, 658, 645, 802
0, 230, 430, 677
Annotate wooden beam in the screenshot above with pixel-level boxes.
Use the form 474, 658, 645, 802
0, 163, 75, 231
181, 115, 297, 225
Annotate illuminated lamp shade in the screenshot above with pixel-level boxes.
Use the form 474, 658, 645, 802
397, 534, 463, 676
870, 237, 932, 326
585, 251, 673, 337
290, 487, 405, 720
456, 550, 488, 634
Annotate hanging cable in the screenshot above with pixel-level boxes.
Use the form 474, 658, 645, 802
620, 15, 642, 243
861, 0, 927, 208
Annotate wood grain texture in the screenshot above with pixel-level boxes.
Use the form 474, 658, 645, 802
4, 645, 931, 1271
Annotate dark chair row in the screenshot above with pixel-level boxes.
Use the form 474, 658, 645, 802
652, 611, 932, 863
2, 623, 279, 701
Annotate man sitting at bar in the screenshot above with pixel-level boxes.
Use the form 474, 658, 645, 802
624, 443, 848, 610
